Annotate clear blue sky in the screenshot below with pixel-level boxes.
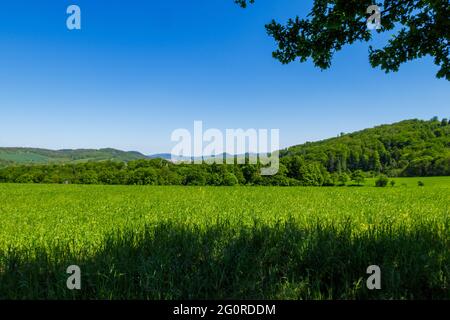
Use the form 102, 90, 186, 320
0, 0, 448, 154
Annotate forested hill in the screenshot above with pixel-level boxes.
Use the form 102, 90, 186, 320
0, 148, 148, 167
280, 118, 450, 176
0, 118, 449, 186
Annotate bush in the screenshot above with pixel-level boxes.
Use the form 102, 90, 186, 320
184, 171, 207, 186
418, 181, 425, 187
299, 163, 325, 186
222, 172, 238, 186
337, 173, 350, 186
375, 175, 389, 187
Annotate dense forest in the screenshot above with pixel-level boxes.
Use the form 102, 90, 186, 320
0, 119, 449, 186
283, 118, 450, 177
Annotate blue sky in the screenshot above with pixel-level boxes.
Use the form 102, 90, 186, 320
0, 0, 448, 154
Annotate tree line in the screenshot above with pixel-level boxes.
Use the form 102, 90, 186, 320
0, 119, 449, 186
0, 157, 374, 186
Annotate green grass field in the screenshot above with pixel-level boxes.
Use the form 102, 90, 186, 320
363, 176, 450, 188
0, 179, 449, 299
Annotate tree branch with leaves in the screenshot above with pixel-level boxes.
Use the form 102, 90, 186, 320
236, 0, 449, 80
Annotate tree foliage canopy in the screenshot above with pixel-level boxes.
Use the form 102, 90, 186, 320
236, 0, 449, 80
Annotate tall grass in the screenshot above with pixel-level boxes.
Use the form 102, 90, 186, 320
0, 184, 449, 299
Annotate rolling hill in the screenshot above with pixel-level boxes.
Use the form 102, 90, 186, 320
0, 148, 148, 167
280, 118, 450, 176
1, 118, 449, 177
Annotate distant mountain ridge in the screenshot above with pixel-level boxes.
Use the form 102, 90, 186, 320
0, 148, 261, 166
1, 118, 449, 176
0, 147, 148, 167
147, 153, 172, 160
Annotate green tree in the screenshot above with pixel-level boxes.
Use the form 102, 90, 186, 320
223, 172, 239, 186
78, 170, 98, 185
322, 170, 335, 186
285, 155, 305, 180
184, 169, 207, 186
16, 173, 34, 183
337, 172, 350, 186
405, 156, 434, 176
299, 162, 325, 186
351, 170, 365, 185
369, 151, 382, 173
433, 157, 450, 176
237, 0, 449, 80
242, 164, 260, 185
208, 173, 223, 186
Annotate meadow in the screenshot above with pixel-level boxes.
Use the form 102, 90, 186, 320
0, 179, 449, 299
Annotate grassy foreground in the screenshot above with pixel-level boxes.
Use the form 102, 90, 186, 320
0, 181, 449, 299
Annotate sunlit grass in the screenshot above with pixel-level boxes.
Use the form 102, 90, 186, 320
0, 183, 448, 299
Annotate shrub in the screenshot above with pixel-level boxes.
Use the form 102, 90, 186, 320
375, 175, 389, 187
337, 173, 350, 186
351, 170, 365, 185
222, 172, 238, 186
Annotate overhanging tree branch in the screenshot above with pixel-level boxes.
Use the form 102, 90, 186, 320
236, 0, 450, 80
